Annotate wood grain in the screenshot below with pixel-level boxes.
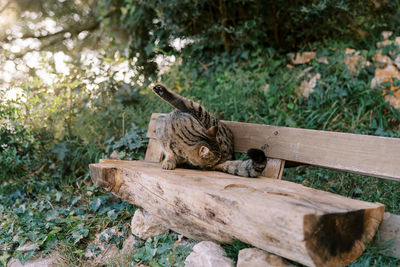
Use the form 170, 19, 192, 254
262, 159, 285, 179
147, 113, 400, 181
90, 160, 385, 267
144, 138, 163, 162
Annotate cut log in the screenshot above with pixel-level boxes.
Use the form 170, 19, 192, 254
90, 160, 385, 267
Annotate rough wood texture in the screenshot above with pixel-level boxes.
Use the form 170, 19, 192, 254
90, 160, 385, 267
375, 212, 400, 258
144, 138, 163, 162
147, 113, 400, 181
262, 159, 285, 179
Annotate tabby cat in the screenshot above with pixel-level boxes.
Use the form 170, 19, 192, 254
153, 84, 267, 178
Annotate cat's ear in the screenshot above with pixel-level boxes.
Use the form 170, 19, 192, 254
199, 146, 211, 158
205, 126, 218, 138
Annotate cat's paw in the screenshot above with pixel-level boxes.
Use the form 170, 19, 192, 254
162, 159, 176, 170
247, 148, 267, 164
153, 84, 168, 96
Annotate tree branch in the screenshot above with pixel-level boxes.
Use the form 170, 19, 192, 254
0, 0, 11, 15
10, 20, 100, 58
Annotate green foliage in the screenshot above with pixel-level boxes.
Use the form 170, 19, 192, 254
0, 100, 44, 183
132, 233, 193, 267
159, 44, 400, 137
99, 0, 400, 75
0, 55, 146, 264
105, 123, 148, 160
222, 239, 252, 261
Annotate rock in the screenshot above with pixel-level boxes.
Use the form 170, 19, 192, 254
121, 234, 138, 254
299, 73, 321, 98
131, 209, 168, 240
15, 242, 39, 252
344, 51, 371, 75
84, 226, 125, 264
110, 150, 121, 159
237, 248, 295, 267
371, 64, 400, 109
287, 52, 316, 65
184, 241, 234, 267
382, 31, 393, 40
7, 253, 60, 267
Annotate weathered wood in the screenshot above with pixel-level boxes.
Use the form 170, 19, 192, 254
375, 212, 400, 258
147, 113, 400, 181
144, 138, 163, 162
262, 159, 285, 179
90, 160, 385, 267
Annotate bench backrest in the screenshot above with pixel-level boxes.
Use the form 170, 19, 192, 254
146, 113, 400, 181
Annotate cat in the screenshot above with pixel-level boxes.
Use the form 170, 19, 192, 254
152, 84, 267, 178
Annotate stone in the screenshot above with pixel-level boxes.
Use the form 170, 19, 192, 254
299, 73, 321, 98
110, 150, 121, 159
84, 226, 125, 264
184, 241, 234, 267
15, 242, 39, 252
7, 253, 60, 267
121, 234, 138, 254
237, 248, 295, 267
131, 209, 168, 240
287, 52, 316, 65
371, 64, 400, 109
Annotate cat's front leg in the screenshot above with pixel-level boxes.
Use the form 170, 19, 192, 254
162, 153, 177, 170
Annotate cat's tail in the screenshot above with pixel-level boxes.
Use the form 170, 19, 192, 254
153, 84, 217, 129
213, 149, 267, 178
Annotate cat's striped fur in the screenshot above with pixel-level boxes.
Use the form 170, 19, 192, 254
153, 84, 267, 178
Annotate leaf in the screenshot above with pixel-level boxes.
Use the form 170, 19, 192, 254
71, 196, 81, 206
90, 197, 102, 212
56, 191, 62, 202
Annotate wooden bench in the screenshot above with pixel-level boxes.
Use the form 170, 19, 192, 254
90, 113, 400, 267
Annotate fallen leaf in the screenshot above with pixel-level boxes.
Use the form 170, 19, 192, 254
371, 64, 400, 109
344, 51, 371, 76
299, 73, 321, 98
288, 52, 316, 65
376, 40, 392, 48
382, 31, 393, 40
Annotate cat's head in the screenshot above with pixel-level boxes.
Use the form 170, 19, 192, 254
194, 126, 221, 168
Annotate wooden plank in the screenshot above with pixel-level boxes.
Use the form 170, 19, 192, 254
144, 138, 163, 162
375, 212, 400, 258
147, 113, 400, 181
90, 160, 385, 267
262, 159, 285, 179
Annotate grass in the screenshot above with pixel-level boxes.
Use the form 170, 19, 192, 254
1, 37, 400, 266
